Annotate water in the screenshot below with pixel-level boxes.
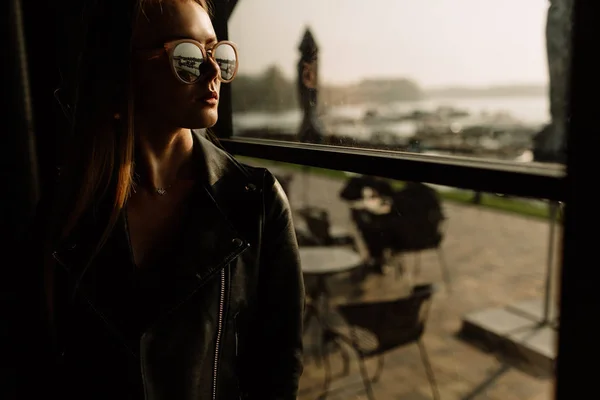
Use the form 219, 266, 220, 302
232, 95, 550, 139
387, 95, 549, 125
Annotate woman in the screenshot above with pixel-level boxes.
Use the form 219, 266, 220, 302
19, 0, 305, 399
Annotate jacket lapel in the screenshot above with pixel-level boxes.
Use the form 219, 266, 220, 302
173, 183, 250, 290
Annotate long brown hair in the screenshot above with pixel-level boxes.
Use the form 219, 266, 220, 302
46, 0, 213, 258
42, 0, 216, 323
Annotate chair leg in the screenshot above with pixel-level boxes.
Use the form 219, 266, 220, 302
302, 303, 321, 366
390, 252, 406, 281
303, 303, 316, 334
318, 334, 353, 400
417, 340, 441, 400
437, 247, 452, 292
357, 356, 377, 400
414, 252, 422, 277
336, 341, 351, 377
390, 251, 400, 280
319, 339, 333, 399
371, 355, 385, 383
313, 278, 333, 367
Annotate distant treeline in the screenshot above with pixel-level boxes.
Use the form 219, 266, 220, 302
232, 66, 298, 112
231, 64, 423, 112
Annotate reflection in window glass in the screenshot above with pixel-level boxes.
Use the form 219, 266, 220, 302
229, 0, 572, 164
239, 156, 561, 399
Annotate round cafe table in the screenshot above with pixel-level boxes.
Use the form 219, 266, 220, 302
299, 246, 363, 365
300, 246, 363, 276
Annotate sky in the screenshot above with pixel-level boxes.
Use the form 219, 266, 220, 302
229, 0, 550, 87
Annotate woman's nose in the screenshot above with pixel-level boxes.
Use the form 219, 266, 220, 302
200, 57, 220, 82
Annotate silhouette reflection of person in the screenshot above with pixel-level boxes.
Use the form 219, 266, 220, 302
534, 0, 573, 163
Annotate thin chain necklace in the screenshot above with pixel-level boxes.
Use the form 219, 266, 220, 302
133, 173, 174, 196
155, 185, 173, 196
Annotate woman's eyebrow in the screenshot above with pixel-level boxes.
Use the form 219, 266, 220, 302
164, 34, 218, 45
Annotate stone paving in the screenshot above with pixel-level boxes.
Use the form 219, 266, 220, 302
259, 163, 559, 400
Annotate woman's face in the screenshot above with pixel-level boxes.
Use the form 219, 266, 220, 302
132, 1, 220, 129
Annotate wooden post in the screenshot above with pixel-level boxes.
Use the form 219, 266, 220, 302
297, 28, 324, 144
296, 28, 325, 207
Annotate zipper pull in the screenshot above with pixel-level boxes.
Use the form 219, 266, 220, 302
234, 312, 240, 357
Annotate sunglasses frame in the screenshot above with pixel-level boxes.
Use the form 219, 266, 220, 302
145, 39, 239, 84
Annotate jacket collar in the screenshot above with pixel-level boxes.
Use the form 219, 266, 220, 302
192, 129, 241, 187
53, 129, 258, 293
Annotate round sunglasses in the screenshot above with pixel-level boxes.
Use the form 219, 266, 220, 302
139, 39, 239, 84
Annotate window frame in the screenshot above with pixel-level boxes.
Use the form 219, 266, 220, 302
220, 137, 565, 201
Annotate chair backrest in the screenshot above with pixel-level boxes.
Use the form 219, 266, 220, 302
377, 183, 447, 252
345, 180, 446, 256
349, 208, 390, 259
336, 284, 434, 357
392, 182, 444, 226
298, 206, 332, 245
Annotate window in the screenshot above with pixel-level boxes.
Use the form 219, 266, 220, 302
227, 0, 572, 167
213, 1, 587, 398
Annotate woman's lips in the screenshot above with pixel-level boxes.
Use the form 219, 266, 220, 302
196, 91, 218, 105
201, 98, 218, 106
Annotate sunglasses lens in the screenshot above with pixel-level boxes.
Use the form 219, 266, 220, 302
172, 42, 204, 83
214, 43, 238, 82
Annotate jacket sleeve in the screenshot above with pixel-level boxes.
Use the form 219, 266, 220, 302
244, 171, 305, 399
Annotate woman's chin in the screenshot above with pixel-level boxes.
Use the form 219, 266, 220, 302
189, 109, 218, 129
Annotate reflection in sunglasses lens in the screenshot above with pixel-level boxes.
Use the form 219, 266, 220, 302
172, 42, 204, 83
214, 43, 238, 82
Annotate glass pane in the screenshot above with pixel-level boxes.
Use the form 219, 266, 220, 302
229, 0, 572, 164
238, 155, 561, 399
214, 43, 238, 81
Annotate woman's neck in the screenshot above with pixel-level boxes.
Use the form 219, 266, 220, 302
134, 122, 195, 190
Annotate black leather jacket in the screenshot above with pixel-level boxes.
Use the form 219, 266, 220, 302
13, 131, 305, 399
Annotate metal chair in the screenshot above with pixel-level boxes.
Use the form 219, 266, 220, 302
344, 180, 451, 290
320, 284, 440, 400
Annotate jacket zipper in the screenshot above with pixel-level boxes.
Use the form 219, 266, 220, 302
234, 313, 239, 357
138, 242, 248, 399
213, 268, 227, 400
233, 312, 243, 399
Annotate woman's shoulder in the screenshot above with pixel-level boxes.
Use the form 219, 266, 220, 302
231, 161, 287, 197
193, 130, 288, 204
216, 152, 280, 193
